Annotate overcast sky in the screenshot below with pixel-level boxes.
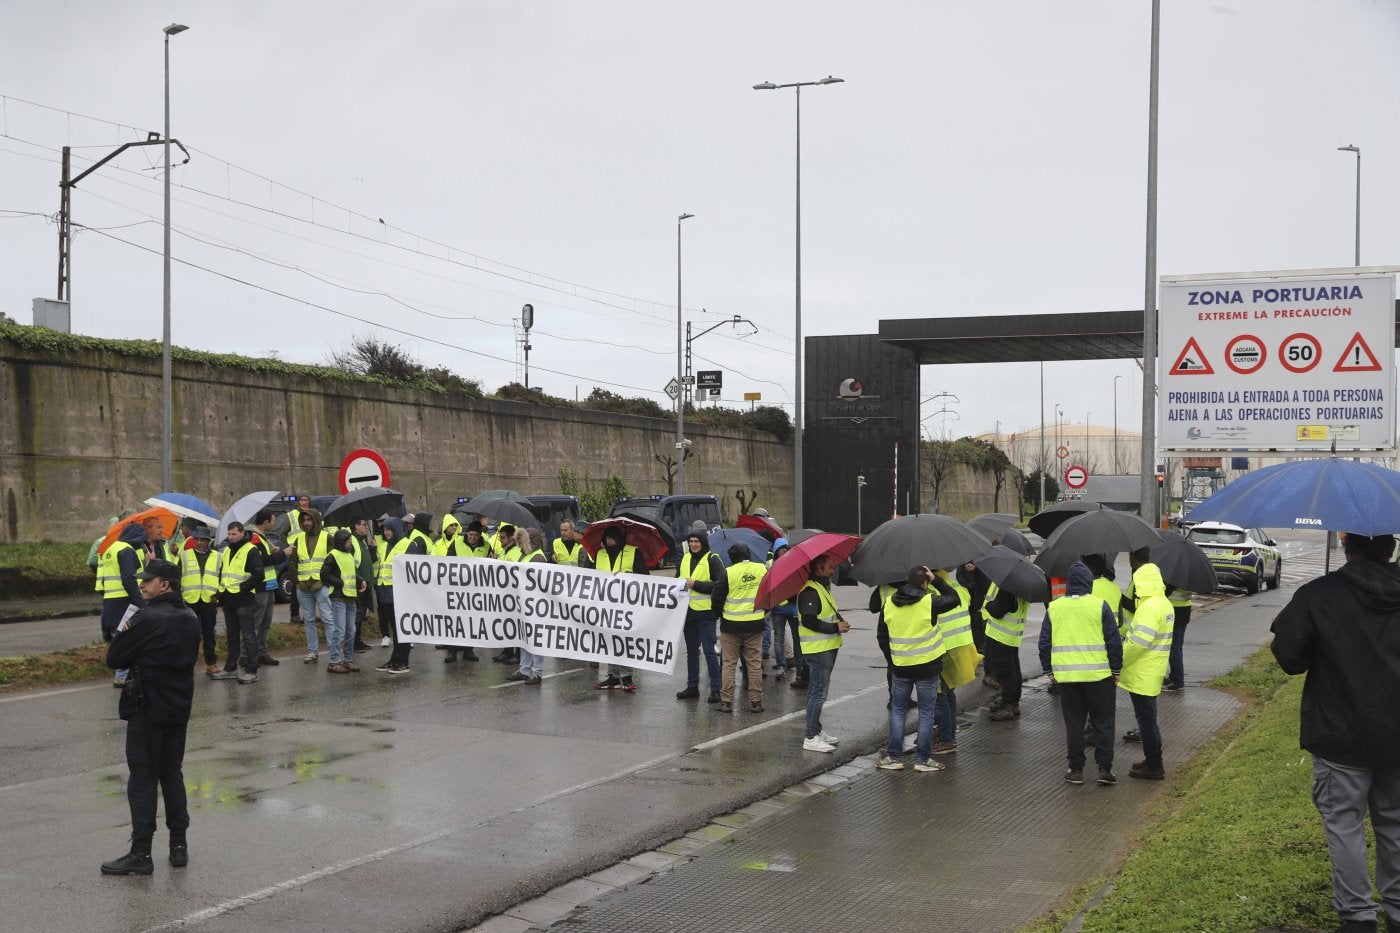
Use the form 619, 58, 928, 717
3, 0, 1397, 445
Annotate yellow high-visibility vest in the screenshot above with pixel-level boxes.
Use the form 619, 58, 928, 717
96, 541, 144, 599
1047, 595, 1112, 682
679, 551, 715, 611
798, 580, 842, 655
883, 594, 947, 666
722, 561, 766, 622
179, 548, 220, 604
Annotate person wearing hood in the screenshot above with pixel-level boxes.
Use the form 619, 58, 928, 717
436, 515, 482, 663
983, 573, 1035, 722
321, 528, 368, 673
877, 565, 961, 772
490, 523, 524, 664
930, 567, 975, 756
409, 512, 435, 554
246, 509, 289, 670
212, 522, 264, 685
1271, 532, 1400, 933
289, 508, 333, 664
710, 542, 769, 713
99, 521, 150, 688
594, 527, 649, 691
674, 529, 723, 702
373, 517, 428, 674
1038, 559, 1123, 786
1115, 549, 1174, 780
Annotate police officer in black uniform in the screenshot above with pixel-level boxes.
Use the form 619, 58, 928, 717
101, 559, 201, 876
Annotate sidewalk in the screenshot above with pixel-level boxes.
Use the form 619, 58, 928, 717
0, 592, 98, 626
474, 581, 1291, 932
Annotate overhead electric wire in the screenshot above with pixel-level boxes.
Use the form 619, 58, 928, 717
81, 225, 670, 397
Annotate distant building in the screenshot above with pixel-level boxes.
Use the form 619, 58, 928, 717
974, 423, 1144, 482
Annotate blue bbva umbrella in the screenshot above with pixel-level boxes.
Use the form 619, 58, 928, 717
145, 492, 220, 527
1187, 458, 1400, 536
707, 527, 773, 567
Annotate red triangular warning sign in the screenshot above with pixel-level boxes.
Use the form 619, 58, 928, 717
1169, 337, 1214, 375
1332, 332, 1382, 372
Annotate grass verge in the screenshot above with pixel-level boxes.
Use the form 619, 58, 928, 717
1019, 648, 1339, 933
0, 541, 94, 596
0, 623, 309, 691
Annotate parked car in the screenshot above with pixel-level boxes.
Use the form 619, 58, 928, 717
1186, 521, 1282, 594
527, 495, 582, 545
608, 494, 723, 565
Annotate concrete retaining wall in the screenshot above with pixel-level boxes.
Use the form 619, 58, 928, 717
0, 335, 793, 544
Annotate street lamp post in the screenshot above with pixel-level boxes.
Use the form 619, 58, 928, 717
1338, 145, 1360, 266
856, 474, 867, 535
161, 22, 188, 494
675, 212, 694, 494
1113, 374, 1122, 473
753, 74, 844, 528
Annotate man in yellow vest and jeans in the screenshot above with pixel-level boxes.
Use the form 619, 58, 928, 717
675, 530, 723, 703
711, 543, 768, 713
1118, 552, 1175, 780
1038, 559, 1123, 786
178, 526, 221, 675
878, 565, 961, 772
289, 509, 332, 664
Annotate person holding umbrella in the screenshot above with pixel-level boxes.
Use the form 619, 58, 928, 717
438, 515, 484, 663
876, 565, 960, 772
594, 526, 649, 691
984, 582, 1032, 721
491, 524, 523, 664
798, 555, 850, 753
1271, 531, 1400, 933
373, 517, 428, 675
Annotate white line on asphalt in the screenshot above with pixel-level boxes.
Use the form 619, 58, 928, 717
690, 683, 887, 751
490, 667, 588, 689
0, 682, 108, 704
140, 746, 681, 931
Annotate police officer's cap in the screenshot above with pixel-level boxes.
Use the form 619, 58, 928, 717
137, 559, 181, 583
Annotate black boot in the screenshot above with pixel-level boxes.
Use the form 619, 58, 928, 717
463, 648, 480, 661
169, 830, 189, 868
102, 841, 154, 876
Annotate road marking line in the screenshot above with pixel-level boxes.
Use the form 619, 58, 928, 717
490, 667, 588, 689
0, 683, 107, 704
691, 683, 886, 751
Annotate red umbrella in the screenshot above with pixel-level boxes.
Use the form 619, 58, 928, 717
756, 532, 861, 610
736, 512, 785, 542
581, 516, 673, 568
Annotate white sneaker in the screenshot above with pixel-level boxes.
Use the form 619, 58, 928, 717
379, 636, 392, 647
913, 760, 945, 773
876, 756, 904, 770
819, 732, 840, 746
802, 736, 836, 753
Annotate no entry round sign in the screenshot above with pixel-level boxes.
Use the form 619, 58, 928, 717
1063, 465, 1088, 490
339, 448, 391, 494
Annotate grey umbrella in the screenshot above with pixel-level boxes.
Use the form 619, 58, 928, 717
972, 544, 1050, 603
217, 490, 280, 543
1149, 529, 1217, 594
784, 528, 825, 546
1034, 509, 1160, 578
1027, 499, 1107, 538
850, 514, 991, 585
967, 516, 1033, 556
459, 495, 538, 529
970, 513, 1019, 534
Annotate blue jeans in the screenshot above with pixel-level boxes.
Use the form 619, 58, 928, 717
803, 649, 837, 739
683, 612, 720, 690
519, 648, 543, 676
1129, 690, 1163, 768
768, 611, 789, 667
1167, 606, 1191, 687
327, 599, 353, 664
889, 673, 938, 762
935, 677, 958, 743
298, 586, 332, 652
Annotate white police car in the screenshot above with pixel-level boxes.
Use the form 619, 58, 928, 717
1187, 522, 1282, 595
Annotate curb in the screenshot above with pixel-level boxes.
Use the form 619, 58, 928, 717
0, 607, 100, 626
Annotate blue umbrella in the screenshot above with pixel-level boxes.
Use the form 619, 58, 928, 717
144, 492, 220, 527
707, 527, 773, 567
1187, 458, 1400, 536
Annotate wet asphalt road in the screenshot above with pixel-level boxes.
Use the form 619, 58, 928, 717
2, 586, 899, 933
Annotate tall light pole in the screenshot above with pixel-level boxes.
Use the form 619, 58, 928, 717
753, 74, 844, 527
1113, 374, 1122, 473
1038, 362, 1046, 510
675, 212, 694, 494
161, 22, 188, 494
1338, 145, 1360, 266
1139, 0, 1161, 522
856, 474, 867, 535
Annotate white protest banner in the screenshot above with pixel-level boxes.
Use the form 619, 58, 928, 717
391, 555, 688, 674
1159, 271, 1396, 453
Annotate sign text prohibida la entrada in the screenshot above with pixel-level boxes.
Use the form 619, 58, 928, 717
1158, 272, 1395, 453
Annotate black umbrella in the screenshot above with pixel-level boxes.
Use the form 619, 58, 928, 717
967, 516, 1033, 556
970, 513, 1019, 534
850, 514, 991, 585
322, 487, 406, 527
459, 495, 538, 529
1034, 509, 1160, 578
972, 544, 1050, 603
1149, 529, 1217, 594
1027, 499, 1107, 538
